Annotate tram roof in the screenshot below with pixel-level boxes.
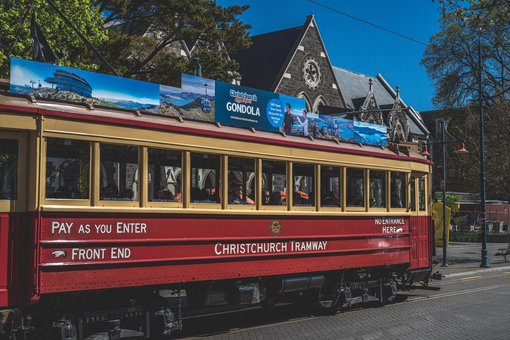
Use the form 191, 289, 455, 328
0, 92, 430, 164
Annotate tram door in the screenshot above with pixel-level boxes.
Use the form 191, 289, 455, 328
409, 173, 430, 269
0, 131, 28, 306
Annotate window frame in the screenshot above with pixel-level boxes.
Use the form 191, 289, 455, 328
188, 151, 222, 210
42, 137, 92, 206
260, 158, 288, 212
291, 162, 316, 211
368, 169, 388, 212
97, 142, 141, 208
144, 146, 184, 209
417, 172, 428, 214
409, 174, 418, 213
0, 131, 27, 212
345, 167, 366, 212
318, 164, 342, 212
226, 155, 257, 211
389, 170, 409, 213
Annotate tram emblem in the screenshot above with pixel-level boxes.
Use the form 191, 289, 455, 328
270, 220, 282, 236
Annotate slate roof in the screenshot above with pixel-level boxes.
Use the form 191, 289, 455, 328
333, 67, 393, 109
332, 66, 429, 137
234, 26, 304, 90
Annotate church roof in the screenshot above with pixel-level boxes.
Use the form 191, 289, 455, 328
234, 25, 304, 90
333, 67, 394, 109
332, 67, 429, 137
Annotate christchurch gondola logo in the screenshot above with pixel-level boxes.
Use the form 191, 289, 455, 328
270, 220, 282, 235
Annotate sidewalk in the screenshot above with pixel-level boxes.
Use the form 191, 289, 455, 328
432, 242, 510, 277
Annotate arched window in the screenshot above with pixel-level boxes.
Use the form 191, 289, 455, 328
297, 92, 312, 112
312, 96, 327, 113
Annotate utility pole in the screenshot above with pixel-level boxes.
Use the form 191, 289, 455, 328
478, 37, 489, 268
441, 119, 448, 267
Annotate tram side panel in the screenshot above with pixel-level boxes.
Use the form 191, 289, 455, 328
0, 212, 36, 307
37, 213, 411, 295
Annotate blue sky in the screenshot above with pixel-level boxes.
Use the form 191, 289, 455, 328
217, 0, 441, 112
181, 73, 216, 96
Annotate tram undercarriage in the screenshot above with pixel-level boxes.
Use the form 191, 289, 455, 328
0, 265, 410, 340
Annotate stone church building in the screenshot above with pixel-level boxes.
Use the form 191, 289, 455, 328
234, 16, 429, 143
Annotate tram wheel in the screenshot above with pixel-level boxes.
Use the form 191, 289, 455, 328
338, 285, 352, 310
382, 279, 398, 304
317, 282, 340, 314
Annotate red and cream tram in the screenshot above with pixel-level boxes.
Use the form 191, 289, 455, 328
0, 87, 432, 339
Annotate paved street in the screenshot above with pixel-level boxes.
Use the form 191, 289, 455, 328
434, 242, 509, 275
177, 243, 510, 339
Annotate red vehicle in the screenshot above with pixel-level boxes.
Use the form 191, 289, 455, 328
0, 91, 432, 339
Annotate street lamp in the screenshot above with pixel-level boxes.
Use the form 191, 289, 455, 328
421, 119, 468, 267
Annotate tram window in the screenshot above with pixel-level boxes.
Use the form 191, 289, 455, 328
346, 168, 364, 207
100, 144, 139, 201
148, 148, 182, 203
190, 153, 220, 204
293, 163, 314, 207
410, 178, 416, 211
0, 139, 18, 200
321, 166, 340, 208
46, 139, 89, 199
419, 176, 426, 211
228, 157, 255, 205
262, 160, 286, 206
369, 170, 386, 208
391, 172, 407, 208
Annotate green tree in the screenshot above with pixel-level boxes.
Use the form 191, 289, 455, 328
424, 0, 510, 200
97, 0, 251, 85
423, 0, 509, 107
0, 0, 108, 77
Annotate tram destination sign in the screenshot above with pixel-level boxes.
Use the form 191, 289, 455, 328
10, 57, 386, 147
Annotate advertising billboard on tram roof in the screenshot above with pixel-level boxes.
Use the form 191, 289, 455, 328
10, 58, 160, 113
9, 58, 387, 147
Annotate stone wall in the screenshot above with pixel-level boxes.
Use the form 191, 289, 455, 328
275, 25, 344, 111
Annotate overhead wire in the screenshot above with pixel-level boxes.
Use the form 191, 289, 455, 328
307, 0, 427, 46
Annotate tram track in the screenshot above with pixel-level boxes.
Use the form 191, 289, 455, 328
178, 276, 510, 339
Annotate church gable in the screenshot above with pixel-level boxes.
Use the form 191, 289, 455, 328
274, 16, 345, 111
358, 80, 384, 125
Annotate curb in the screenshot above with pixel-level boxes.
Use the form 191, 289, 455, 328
444, 265, 510, 278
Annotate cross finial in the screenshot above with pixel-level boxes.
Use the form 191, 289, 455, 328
368, 78, 373, 92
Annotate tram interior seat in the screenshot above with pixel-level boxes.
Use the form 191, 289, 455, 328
120, 188, 133, 199
155, 189, 174, 200
46, 185, 73, 199
101, 184, 118, 199
191, 187, 220, 203
268, 191, 284, 205
322, 191, 339, 206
